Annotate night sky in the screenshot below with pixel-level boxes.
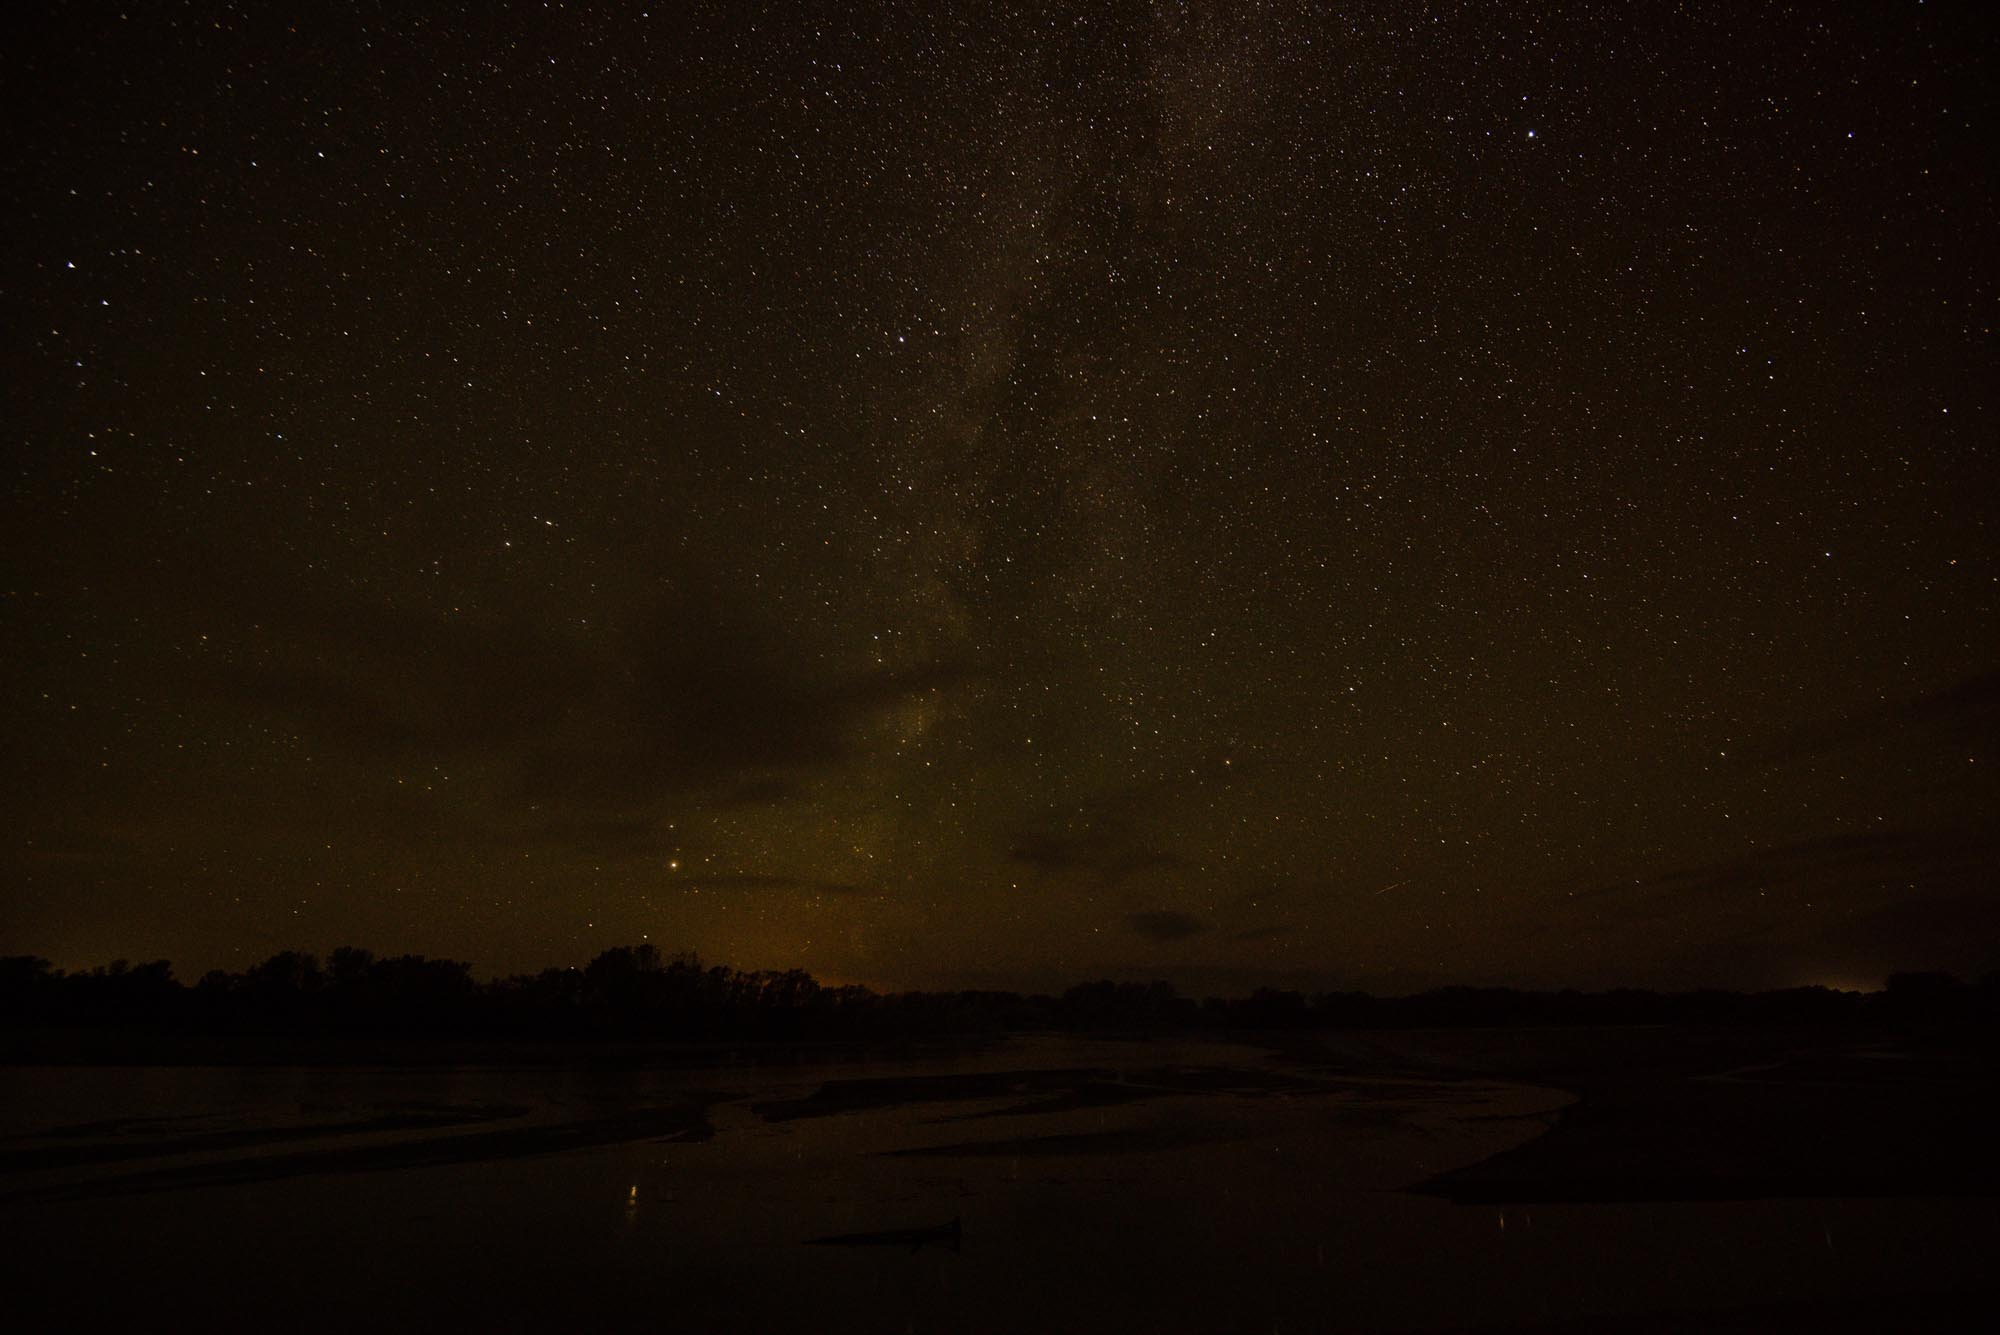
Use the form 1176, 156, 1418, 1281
5, 2, 1995, 993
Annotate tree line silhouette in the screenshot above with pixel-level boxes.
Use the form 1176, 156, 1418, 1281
3, 946, 1996, 1049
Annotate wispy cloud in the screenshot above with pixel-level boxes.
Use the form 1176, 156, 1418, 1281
667, 874, 863, 897
1126, 910, 1206, 941
1737, 669, 2000, 768
1582, 827, 2000, 912
197, 583, 976, 857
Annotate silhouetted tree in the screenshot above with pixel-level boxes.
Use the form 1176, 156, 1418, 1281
4, 944, 1993, 1049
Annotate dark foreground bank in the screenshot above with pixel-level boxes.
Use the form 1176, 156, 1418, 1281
4, 1026, 1997, 1332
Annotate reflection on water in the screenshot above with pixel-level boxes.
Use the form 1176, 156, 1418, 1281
2, 1035, 1995, 1331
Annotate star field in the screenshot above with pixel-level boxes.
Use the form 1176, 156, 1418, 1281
4, 2, 1995, 992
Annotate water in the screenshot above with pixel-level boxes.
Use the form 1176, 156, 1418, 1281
2, 1035, 1993, 1331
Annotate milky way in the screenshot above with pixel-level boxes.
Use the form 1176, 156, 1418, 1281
5, 3, 1995, 991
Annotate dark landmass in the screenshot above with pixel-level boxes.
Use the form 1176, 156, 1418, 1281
1456, 1289, 2000, 1335
1373, 1024, 2000, 1204
7, 944, 1997, 1214
5, 945, 1996, 1059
